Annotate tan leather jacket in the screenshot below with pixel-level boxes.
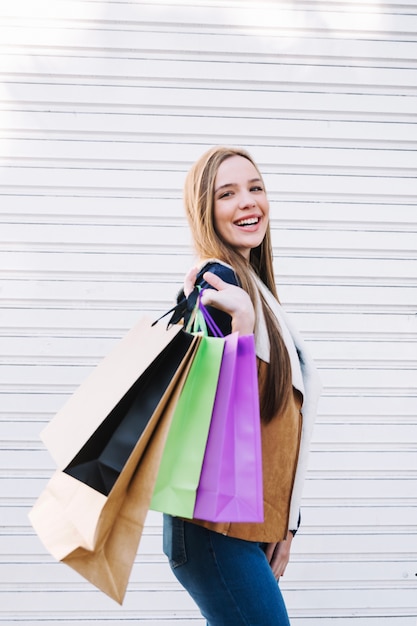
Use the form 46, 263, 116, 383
189, 365, 303, 543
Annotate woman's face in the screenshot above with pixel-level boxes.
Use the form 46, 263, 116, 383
213, 155, 270, 260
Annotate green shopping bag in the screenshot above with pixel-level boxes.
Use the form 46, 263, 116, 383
149, 333, 224, 518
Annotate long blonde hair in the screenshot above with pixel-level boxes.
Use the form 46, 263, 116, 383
184, 146, 292, 422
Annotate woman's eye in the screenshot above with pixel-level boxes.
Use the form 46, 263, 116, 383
219, 191, 233, 198
251, 186, 263, 192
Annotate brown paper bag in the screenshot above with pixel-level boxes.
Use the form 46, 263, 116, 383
29, 315, 201, 602
63, 356, 193, 603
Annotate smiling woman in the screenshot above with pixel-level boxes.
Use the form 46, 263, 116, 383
162, 146, 322, 625
2, 0, 416, 622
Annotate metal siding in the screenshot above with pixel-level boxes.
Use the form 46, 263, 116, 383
0, 0, 416, 624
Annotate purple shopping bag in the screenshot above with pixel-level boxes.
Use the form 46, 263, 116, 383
193, 304, 263, 523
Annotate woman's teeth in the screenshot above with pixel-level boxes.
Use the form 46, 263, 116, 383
236, 217, 259, 226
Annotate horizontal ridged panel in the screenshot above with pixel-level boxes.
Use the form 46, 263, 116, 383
0, 1, 416, 624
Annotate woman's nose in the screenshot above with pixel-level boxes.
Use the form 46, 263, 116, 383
238, 191, 255, 209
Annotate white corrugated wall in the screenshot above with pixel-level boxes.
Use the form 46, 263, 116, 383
1, 1, 416, 624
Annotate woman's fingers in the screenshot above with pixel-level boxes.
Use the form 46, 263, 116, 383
201, 271, 227, 291
186, 269, 237, 298
266, 535, 293, 579
200, 272, 248, 312
184, 266, 199, 297
264, 542, 277, 564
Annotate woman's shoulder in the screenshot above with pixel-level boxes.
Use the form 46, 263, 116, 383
196, 259, 239, 287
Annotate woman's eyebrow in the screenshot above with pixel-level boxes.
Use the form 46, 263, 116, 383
214, 182, 236, 194
214, 178, 262, 194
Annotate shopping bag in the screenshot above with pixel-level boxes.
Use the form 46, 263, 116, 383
29, 316, 201, 602
63, 327, 196, 495
149, 333, 225, 518
61, 350, 196, 604
41, 316, 188, 470
193, 329, 264, 522
29, 326, 199, 555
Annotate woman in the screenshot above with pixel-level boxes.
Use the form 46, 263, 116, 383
163, 146, 322, 625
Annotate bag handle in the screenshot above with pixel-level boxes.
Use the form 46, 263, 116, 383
152, 287, 224, 339
198, 294, 224, 338
186, 289, 224, 338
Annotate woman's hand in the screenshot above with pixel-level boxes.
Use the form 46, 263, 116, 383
264, 533, 293, 579
183, 266, 199, 297
183, 267, 255, 335
201, 272, 255, 335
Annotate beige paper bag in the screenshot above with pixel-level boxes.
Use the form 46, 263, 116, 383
41, 316, 183, 469
29, 315, 201, 602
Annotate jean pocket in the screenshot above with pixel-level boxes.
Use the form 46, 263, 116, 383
163, 514, 188, 569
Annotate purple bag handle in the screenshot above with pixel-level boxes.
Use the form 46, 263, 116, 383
198, 290, 224, 338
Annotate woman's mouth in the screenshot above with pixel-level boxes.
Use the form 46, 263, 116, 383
235, 217, 260, 227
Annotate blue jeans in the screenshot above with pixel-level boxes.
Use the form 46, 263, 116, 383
163, 515, 291, 626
